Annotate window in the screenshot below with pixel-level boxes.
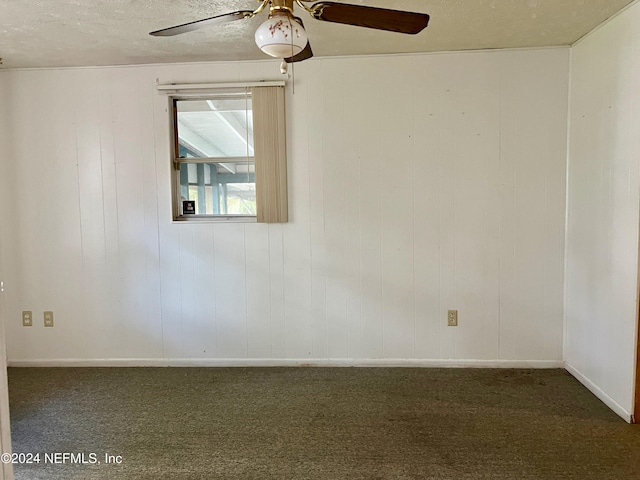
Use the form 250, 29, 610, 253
166, 83, 288, 223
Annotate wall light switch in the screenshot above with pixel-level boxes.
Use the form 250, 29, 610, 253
44, 311, 54, 327
22, 311, 33, 327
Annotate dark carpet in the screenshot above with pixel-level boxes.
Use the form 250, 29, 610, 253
7, 367, 640, 479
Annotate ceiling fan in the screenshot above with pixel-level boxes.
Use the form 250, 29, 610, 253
150, 0, 430, 64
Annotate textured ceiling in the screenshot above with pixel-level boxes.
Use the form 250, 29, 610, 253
0, 0, 635, 69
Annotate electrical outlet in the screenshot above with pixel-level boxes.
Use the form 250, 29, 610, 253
22, 311, 33, 327
447, 310, 458, 326
44, 311, 54, 327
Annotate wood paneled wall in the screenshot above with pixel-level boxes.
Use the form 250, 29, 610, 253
565, 2, 640, 419
0, 48, 569, 363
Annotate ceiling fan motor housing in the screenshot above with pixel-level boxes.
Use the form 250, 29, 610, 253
270, 0, 296, 15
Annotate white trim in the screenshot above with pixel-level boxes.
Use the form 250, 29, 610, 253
562, 44, 573, 365
0, 340, 12, 478
565, 363, 632, 423
0, 245, 14, 479
7, 358, 564, 369
0, 46, 571, 73
156, 81, 285, 92
320, 46, 569, 62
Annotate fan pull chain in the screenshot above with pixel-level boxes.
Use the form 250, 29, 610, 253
290, 22, 295, 95
291, 60, 295, 94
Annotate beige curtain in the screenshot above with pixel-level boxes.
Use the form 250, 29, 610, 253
252, 86, 288, 223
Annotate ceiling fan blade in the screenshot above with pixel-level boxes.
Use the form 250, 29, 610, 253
285, 42, 313, 63
285, 17, 313, 63
150, 10, 254, 37
310, 2, 429, 34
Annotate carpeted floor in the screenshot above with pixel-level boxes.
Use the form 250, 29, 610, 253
6, 367, 640, 479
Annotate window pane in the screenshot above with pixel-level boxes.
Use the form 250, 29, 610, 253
179, 162, 256, 216
225, 183, 257, 215
176, 96, 253, 159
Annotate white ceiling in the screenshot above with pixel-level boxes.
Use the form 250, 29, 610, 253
0, 0, 635, 69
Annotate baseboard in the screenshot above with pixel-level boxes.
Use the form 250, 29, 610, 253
7, 357, 565, 368
565, 363, 632, 423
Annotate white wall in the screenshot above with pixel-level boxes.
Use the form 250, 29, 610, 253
0, 48, 569, 364
565, 2, 640, 419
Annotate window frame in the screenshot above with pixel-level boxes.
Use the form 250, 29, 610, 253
169, 88, 257, 222
159, 81, 288, 224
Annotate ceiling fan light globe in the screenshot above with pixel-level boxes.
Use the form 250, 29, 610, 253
255, 14, 308, 59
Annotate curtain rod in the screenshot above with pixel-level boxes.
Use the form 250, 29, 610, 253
156, 81, 285, 91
